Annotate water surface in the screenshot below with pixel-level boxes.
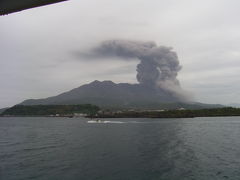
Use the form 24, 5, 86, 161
1, 117, 240, 180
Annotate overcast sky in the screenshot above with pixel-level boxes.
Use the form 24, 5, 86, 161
1, 0, 240, 108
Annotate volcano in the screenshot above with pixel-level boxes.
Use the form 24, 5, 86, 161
20, 80, 222, 109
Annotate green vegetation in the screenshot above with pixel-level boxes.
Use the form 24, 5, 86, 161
0, 107, 8, 114
1, 104, 100, 116
2, 105, 240, 118
95, 107, 240, 118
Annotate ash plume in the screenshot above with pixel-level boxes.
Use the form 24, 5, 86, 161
80, 40, 191, 101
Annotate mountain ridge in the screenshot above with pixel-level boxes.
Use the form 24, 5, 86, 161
20, 80, 223, 109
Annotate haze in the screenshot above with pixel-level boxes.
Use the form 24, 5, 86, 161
1, 0, 240, 108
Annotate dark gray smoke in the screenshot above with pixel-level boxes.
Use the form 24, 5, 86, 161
80, 40, 190, 101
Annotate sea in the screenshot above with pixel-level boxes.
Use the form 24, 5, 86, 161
1, 117, 240, 180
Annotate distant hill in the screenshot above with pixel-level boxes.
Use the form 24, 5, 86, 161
0, 107, 9, 114
20, 80, 223, 110
227, 103, 240, 108
2, 104, 99, 116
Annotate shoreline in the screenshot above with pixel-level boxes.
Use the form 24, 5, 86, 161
2, 107, 240, 119
1, 114, 240, 119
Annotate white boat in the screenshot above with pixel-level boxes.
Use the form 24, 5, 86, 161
87, 120, 123, 124
87, 119, 104, 123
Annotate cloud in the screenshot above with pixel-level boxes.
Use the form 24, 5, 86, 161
76, 39, 191, 101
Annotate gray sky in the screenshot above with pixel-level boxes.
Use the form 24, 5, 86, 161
1, 0, 240, 108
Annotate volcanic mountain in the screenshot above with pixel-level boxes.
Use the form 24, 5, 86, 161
21, 80, 177, 106
18, 40, 223, 109
20, 80, 222, 109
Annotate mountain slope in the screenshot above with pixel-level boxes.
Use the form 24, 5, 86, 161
0, 107, 9, 114
20, 80, 223, 109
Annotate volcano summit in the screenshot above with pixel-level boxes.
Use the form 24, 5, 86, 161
20, 40, 207, 109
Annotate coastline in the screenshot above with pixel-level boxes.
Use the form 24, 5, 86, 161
1, 106, 240, 119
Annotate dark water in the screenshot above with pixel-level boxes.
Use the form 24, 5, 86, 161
1, 117, 240, 180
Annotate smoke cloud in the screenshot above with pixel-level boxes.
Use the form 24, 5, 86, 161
80, 40, 191, 101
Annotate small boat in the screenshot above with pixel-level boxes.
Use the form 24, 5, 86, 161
87, 119, 104, 123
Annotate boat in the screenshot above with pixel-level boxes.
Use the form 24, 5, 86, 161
87, 119, 104, 123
